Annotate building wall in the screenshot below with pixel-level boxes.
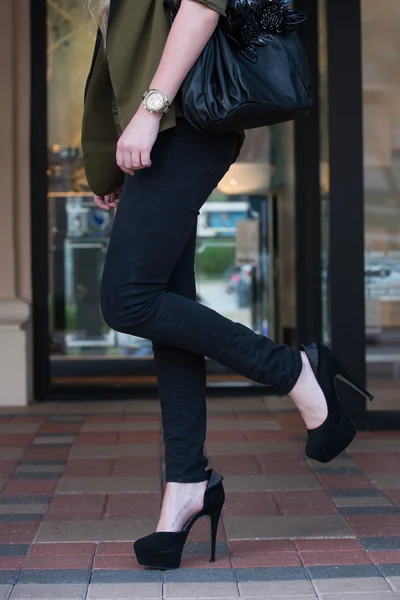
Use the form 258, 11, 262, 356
0, 0, 32, 405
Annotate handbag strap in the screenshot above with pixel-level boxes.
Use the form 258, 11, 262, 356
164, 0, 178, 17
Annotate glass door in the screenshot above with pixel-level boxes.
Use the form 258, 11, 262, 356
46, 0, 295, 389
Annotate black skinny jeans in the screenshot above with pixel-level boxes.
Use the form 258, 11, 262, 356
101, 119, 302, 483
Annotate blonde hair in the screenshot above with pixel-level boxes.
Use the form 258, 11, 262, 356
85, 0, 111, 46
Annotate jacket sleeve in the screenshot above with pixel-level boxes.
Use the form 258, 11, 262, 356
174, 0, 227, 16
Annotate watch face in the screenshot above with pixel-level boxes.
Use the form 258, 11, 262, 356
147, 92, 164, 111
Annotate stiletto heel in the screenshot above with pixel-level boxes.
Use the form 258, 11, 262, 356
134, 469, 224, 570
334, 360, 374, 402
301, 342, 374, 464
209, 502, 223, 562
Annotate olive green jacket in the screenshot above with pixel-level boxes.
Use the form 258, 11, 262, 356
82, 0, 228, 196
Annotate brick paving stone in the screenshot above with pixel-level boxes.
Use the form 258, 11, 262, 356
361, 538, 400, 550
351, 453, 400, 473
111, 457, 160, 477
311, 575, 392, 595
96, 542, 134, 555
294, 539, 363, 552
91, 570, 162, 583
87, 583, 162, 599
210, 420, 280, 432
0, 545, 29, 557
346, 515, 400, 537
45, 494, 106, 521
0, 572, 18, 585
0, 523, 39, 544
55, 476, 159, 494
206, 441, 300, 456
14, 464, 64, 475
32, 436, 76, 446
230, 539, 296, 554
0, 450, 24, 462
0, 586, 12, 600
9, 583, 88, 599
206, 430, 247, 443
224, 474, 321, 492
368, 551, 400, 564
318, 474, 376, 490
0, 557, 24, 570
179, 554, 232, 569
339, 506, 400, 515
164, 567, 235, 583
231, 552, 301, 568
23, 555, 92, 569
70, 445, 160, 459
318, 595, 400, 600
22, 447, 71, 461
93, 555, 139, 570
40, 424, 81, 434
370, 474, 400, 490
82, 422, 161, 433
104, 493, 160, 520
76, 434, 119, 446
35, 519, 158, 543
333, 496, 394, 507
273, 490, 337, 515
18, 569, 90, 584
300, 550, 371, 566
28, 543, 95, 557
0, 435, 35, 447
63, 460, 113, 477
0, 504, 49, 515
118, 431, 162, 445
257, 458, 311, 475
164, 582, 238, 598
207, 455, 260, 475
0, 463, 17, 478
225, 514, 354, 540
245, 430, 291, 442
382, 490, 400, 509
223, 491, 280, 517
329, 489, 385, 498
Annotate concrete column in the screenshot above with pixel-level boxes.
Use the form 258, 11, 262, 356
0, 0, 32, 405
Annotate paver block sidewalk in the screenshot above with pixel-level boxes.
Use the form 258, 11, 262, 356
0, 397, 399, 599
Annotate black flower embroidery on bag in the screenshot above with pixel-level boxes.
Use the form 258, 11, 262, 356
224, 0, 307, 63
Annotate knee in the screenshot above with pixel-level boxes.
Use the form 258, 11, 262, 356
100, 291, 128, 334
100, 282, 160, 334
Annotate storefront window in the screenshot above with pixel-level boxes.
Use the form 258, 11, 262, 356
361, 0, 400, 407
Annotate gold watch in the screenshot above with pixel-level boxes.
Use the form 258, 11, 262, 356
142, 89, 170, 115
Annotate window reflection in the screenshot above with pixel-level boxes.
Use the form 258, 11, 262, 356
362, 0, 400, 405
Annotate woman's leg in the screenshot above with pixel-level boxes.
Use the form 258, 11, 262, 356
153, 222, 208, 484
153, 222, 209, 532
101, 120, 302, 400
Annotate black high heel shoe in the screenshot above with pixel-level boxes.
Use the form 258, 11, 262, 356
301, 342, 374, 463
134, 469, 224, 570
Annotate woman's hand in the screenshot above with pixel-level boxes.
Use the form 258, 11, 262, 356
116, 107, 162, 175
93, 187, 122, 211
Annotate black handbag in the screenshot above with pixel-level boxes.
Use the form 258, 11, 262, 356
165, 0, 313, 134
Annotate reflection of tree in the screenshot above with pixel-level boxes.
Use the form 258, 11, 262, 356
362, 0, 400, 249
47, 0, 93, 148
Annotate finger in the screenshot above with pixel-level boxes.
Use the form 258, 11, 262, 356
140, 149, 152, 169
93, 195, 110, 210
116, 149, 134, 175
122, 150, 133, 172
104, 194, 113, 207
130, 150, 143, 170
